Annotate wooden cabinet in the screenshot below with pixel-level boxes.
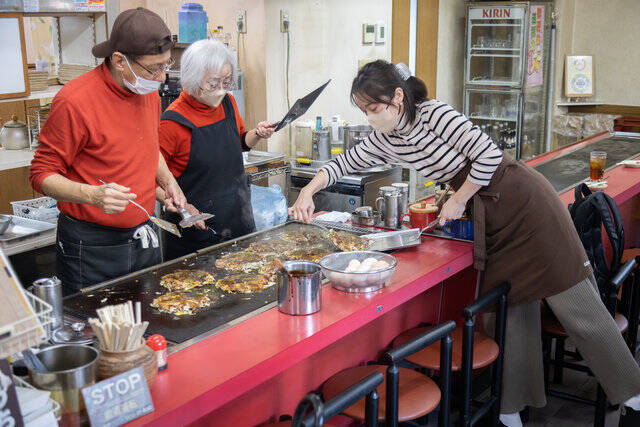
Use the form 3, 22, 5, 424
0, 166, 36, 214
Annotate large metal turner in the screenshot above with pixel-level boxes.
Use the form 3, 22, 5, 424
178, 207, 214, 228
98, 180, 182, 237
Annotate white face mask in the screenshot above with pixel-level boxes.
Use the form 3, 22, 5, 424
366, 104, 401, 133
198, 90, 226, 108
122, 56, 161, 95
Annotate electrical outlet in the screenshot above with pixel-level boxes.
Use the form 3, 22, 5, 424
236, 10, 247, 34
280, 9, 290, 33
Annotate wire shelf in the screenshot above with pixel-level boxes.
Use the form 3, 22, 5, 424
26, 105, 50, 150
0, 292, 53, 359
12, 375, 61, 422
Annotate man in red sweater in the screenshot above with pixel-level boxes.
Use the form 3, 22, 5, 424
30, 8, 188, 294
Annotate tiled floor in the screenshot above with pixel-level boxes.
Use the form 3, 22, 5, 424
519, 341, 638, 427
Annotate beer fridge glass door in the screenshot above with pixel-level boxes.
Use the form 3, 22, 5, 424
464, 87, 522, 159
465, 3, 527, 87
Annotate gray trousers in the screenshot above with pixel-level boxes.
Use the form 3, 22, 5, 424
486, 274, 640, 413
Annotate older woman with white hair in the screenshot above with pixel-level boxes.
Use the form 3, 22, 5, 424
159, 39, 275, 259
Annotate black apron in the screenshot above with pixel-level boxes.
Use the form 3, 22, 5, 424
56, 214, 161, 296
161, 94, 255, 260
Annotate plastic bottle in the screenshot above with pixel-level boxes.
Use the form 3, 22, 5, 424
178, 3, 208, 43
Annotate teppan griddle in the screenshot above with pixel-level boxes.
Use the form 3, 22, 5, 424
533, 132, 640, 193
63, 221, 340, 353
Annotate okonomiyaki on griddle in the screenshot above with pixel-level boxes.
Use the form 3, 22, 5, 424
215, 250, 264, 271
159, 269, 216, 291
151, 290, 213, 316
328, 229, 371, 251
215, 273, 273, 294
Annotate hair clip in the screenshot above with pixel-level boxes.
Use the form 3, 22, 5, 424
395, 63, 411, 81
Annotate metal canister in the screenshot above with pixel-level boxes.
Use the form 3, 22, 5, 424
31, 277, 63, 331
376, 186, 401, 229
312, 129, 331, 161
392, 182, 409, 220
344, 125, 373, 151
277, 261, 322, 315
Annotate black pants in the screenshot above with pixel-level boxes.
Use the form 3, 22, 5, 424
56, 214, 161, 296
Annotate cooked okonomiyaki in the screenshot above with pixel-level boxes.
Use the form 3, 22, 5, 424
150, 290, 213, 316
215, 250, 264, 271
278, 229, 329, 246
328, 229, 371, 251
215, 273, 273, 294
281, 246, 335, 263
159, 269, 216, 291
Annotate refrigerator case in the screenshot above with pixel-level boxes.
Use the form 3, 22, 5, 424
463, 2, 552, 160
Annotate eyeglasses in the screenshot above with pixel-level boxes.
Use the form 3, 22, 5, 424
201, 76, 236, 91
129, 56, 175, 79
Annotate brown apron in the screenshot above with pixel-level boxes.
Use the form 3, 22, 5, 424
449, 153, 593, 305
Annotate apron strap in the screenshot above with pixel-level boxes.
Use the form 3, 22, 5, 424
471, 190, 499, 272
161, 110, 197, 129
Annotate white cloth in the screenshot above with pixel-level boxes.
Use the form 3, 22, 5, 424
314, 211, 352, 223
133, 224, 159, 249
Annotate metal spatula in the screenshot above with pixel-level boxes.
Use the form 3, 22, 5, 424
98, 180, 182, 237
178, 207, 214, 228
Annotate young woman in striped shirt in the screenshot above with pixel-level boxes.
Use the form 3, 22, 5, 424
289, 60, 640, 426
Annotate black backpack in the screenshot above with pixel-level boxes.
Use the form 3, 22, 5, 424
569, 183, 624, 292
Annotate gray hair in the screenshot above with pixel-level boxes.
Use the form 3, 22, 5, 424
180, 39, 237, 96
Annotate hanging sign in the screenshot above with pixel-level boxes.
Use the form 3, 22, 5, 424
527, 5, 545, 87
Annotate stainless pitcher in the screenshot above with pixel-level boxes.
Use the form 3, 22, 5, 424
277, 261, 322, 315
376, 186, 401, 229
30, 277, 63, 331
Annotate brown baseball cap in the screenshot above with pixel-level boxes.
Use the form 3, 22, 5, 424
92, 8, 172, 58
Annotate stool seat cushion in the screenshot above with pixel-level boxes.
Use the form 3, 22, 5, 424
542, 305, 628, 336
622, 248, 640, 264
322, 365, 440, 422
392, 327, 499, 371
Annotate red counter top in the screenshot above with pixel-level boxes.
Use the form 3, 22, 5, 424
133, 132, 640, 426
132, 237, 473, 425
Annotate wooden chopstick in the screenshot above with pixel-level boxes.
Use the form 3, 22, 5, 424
88, 300, 148, 351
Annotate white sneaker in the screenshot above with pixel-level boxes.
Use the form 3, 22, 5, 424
499, 412, 523, 427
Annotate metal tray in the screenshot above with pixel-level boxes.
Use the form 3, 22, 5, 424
243, 150, 286, 168
362, 229, 422, 251
0, 216, 56, 246
63, 221, 343, 352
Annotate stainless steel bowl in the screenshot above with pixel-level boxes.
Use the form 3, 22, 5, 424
319, 251, 397, 293
0, 214, 13, 234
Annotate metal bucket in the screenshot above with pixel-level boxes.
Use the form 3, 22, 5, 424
277, 261, 322, 315
30, 345, 98, 419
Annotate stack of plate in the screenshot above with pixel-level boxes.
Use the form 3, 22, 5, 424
58, 63, 94, 84
27, 70, 49, 91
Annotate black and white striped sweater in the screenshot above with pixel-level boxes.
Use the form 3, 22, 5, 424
321, 100, 503, 187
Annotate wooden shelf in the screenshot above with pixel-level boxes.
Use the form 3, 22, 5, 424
24, 11, 105, 17
0, 86, 62, 104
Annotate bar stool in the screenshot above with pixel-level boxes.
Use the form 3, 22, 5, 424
322, 321, 456, 427
270, 372, 383, 427
392, 281, 510, 427
542, 258, 637, 427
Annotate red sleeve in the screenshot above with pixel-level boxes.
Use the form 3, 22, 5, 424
228, 95, 249, 151
29, 96, 88, 194
159, 119, 192, 178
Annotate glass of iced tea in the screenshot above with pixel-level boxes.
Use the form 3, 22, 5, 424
590, 151, 607, 181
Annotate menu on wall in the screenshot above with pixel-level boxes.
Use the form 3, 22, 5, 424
527, 5, 545, 87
